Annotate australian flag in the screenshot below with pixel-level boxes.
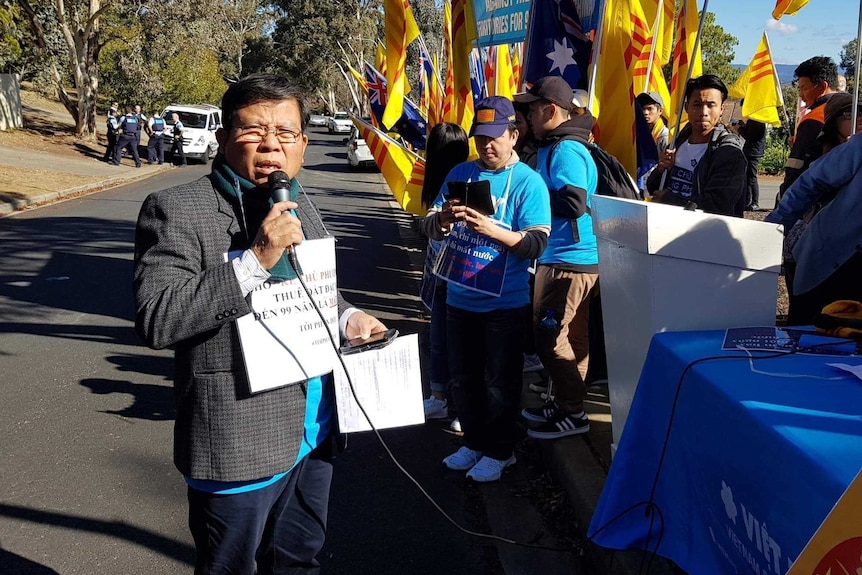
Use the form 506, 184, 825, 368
523, 0, 592, 89
364, 63, 426, 150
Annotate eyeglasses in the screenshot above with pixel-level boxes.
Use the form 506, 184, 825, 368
232, 125, 303, 144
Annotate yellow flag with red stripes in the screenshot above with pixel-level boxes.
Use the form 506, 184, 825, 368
640, 0, 674, 63
442, 0, 456, 123
669, 0, 703, 131
512, 43, 522, 89
382, 0, 420, 130
772, 0, 809, 19
375, 42, 387, 78
345, 61, 367, 92
593, 0, 638, 176
729, 33, 783, 127
451, 0, 478, 134
352, 116, 425, 216
630, 0, 671, 112
494, 45, 516, 100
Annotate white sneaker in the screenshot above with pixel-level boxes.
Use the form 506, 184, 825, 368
466, 455, 516, 482
424, 396, 448, 419
449, 417, 462, 433
443, 446, 482, 470
523, 353, 544, 372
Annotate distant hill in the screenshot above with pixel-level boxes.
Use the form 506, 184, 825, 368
732, 63, 796, 85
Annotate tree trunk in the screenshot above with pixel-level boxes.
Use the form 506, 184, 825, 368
17, 0, 104, 141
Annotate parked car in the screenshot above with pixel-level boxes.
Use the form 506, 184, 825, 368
327, 112, 353, 134
346, 127, 375, 170
160, 104, 221, 164
308, 113, 327, 127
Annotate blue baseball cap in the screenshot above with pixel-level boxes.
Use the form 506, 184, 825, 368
470, 96, 516, 138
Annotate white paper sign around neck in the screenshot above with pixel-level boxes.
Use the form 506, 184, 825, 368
229, 237, 339, 393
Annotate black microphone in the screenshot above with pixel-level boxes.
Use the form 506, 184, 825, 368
268, 170, 293, 203
268, 170, 299, 271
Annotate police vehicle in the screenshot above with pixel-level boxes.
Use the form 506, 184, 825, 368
161, 104, 222, 164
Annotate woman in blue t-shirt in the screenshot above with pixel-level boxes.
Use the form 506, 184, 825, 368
421, 97, 551, 483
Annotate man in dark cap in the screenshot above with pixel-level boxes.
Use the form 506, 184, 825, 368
514, 76, 599, 440
422, 96, 551, 482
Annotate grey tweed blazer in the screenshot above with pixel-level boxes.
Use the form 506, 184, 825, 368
134, 174, 348, 481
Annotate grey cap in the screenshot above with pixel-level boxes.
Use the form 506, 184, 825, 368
636, 91, 664, 109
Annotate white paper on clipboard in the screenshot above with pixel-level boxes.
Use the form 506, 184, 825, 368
332, 333, 425, 433
228, 237, 339, 393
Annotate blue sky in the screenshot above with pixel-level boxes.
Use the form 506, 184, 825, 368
712, 0, 860, 65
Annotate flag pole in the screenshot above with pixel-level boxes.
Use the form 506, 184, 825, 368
763, 31, 793, 135
643, 5, 663, 94
586, 0, 608, 113
661, 0, 710, 191
520, 1, 535, 91
670, 0, 710, 136
852, 0, 862, 134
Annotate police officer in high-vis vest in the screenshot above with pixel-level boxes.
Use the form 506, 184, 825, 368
147, 112, 166, 165
113, 107, 142, 167
170, 112, 187, 166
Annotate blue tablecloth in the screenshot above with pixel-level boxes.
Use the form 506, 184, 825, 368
588, 330, 862, 575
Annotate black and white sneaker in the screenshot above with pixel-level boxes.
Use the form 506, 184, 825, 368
527, 411, 590, 439
521, 404, 558, 423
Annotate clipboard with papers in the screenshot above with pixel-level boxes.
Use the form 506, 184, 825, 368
332, 333, 425, 433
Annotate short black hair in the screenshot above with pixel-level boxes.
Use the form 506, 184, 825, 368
685, 74, 729, 102
221, 74, 310, 132
794, 56, 839, 90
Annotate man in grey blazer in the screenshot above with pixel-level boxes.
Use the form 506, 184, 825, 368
134, 74, 386, 574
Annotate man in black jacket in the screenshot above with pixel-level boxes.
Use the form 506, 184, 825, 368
647, 74, 746, 217
738, 117, 766, 211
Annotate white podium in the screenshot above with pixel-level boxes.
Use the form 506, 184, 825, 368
591, 197, 784, 451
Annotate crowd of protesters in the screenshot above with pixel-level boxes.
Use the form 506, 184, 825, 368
418, 54, 860, 483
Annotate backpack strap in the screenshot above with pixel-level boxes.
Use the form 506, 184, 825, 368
544, 135, 590, 174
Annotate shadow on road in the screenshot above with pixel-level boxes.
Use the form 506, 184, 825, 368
0, 504, 194, 569
0, 546, 60, 575
0, 216, 137, 327
80, 352, 174, 420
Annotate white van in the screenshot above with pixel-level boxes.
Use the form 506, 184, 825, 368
161, 104, 222, 163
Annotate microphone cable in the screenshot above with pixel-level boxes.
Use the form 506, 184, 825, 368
283, 249, 583, 553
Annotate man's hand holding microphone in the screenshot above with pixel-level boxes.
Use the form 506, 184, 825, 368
251, 170, 302, 270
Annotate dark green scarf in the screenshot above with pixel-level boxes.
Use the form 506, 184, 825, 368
212, 155, 301, 281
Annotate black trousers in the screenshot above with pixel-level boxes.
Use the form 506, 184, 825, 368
447, 305, 524, 460
103, 131, 116, 161
187, 442, 333, 575
746, 155, 763, 206
171, 136, 187, 165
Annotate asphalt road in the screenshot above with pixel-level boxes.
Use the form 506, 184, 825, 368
0, 130, 583, 574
